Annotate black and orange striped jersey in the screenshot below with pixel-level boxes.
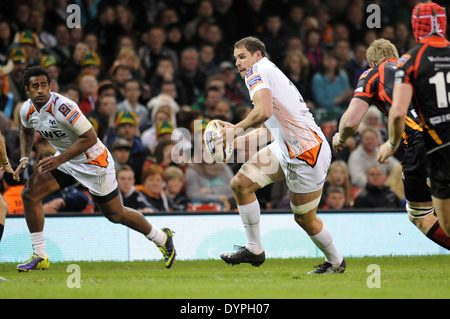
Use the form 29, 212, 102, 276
395, 36, 450, 153
353, 58, 423, 145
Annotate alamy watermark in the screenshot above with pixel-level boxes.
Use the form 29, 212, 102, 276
66, 4, 81, 29
366, 4, 381, 29
366, 264, 381, 288
66, 264, 81, 288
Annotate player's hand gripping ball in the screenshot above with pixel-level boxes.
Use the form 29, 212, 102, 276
203, 119, 234, 162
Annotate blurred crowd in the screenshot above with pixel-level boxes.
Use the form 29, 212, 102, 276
0, 0, 449, 214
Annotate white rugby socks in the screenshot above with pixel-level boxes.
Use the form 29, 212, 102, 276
30, 231, 47, 258
238, 200, 264, 255
309, 223, 343, 266
146, 226, 167, 246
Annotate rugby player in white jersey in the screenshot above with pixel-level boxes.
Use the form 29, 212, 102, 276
14, 66, 175, 271
218, 37, 345, 274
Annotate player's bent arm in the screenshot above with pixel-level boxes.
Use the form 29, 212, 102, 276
55, 128, 98, 164
388, 83, 412, 148
234, 125, 273, 150
235, 88, 273, 131
376, 83, 411, 164
338, 98, 370, 142
19, 126, 35, 160
0, 132, 9, 165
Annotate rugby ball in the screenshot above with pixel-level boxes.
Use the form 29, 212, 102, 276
203, 119, 234, 162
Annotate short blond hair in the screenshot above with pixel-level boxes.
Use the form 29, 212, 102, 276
366, 38, 399, 66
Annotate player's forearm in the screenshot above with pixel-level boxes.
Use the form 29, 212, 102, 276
388, 113, 406, 147
0, 134, 9, 164
338, 112, 358, 142
58, 137, 97, 163
19, 128, 35, 159
234, 127, 273, 149
337, 98, 370, 142
235, 107, 270, 132
388, 84, 412, 147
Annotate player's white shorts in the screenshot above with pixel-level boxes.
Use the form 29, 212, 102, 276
268, 138, 331, 194
56, 149, 118, 199
257, 129, 330, 193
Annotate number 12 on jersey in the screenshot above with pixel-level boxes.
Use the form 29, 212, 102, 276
429, 71, 450, 108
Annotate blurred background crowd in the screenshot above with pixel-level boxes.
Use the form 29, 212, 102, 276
0, 0, 449, 214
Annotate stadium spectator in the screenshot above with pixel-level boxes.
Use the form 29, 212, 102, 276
50, 23, 72, 72
7, 48, 29, 109
116, 164, 148, 211
137, 163, 171, 212
83, 32, 98, 54
353, 165, 403, 209
320, 160, 351, 209
109, 64, 132, 103
312, 49, 352, 114
164, 166, 188, 211
213, 0, 240, 45
85, 3, 126, 71
185, 143, 233, 210
0, 20, 14, 55
112, 48, 145, 82
110, 137, 132, 171
164, 23, 188, 58
282, 50, 314, 111
321, 186, 349, 210
176, 47, 206, 106
28, 9, 57, 49
333, 39, 356, 87
235, 0, 270, 39
77, 70, 98, 114
256, 14, 288, 66
284, 3, 305, 38
219, 60, 251, 107
59, 41, 89, 86
117, 79, 149, 132
205, 23, 232, 65
210, 98, 232, 122
191, 74, 226, 113
195, 86, 222, 118
138, 26, 179, 83
303, 28, 323, 75
0, 58, 15, 120
348, 127, 399, 188
344, 4, 365, 46
40, 57, 60, 93
149, 56, 180, 99
108, 111, 148, 184
393, 21, 412, 56
198, 42, 219, 78
60, 84, 81, 105
183, 0, 216, 43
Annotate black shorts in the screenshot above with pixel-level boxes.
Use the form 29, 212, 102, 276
425, 146, 450, 199
401, 139, 432, 202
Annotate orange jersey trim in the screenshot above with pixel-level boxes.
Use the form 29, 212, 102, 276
26, 104, 36, 121
86, 147, 108, 167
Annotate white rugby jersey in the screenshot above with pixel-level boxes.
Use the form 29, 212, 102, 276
20, 92, 108, 166
245, 57, 323, 162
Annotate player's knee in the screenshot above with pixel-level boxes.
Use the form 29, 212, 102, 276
104, 210, 124, 224
21, 185, 39, 204
230, 175, 247, 194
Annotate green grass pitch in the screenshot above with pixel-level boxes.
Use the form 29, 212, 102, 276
0, 255, 448, 300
